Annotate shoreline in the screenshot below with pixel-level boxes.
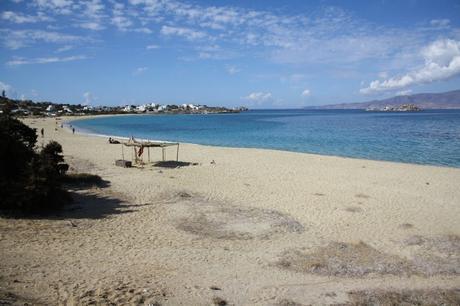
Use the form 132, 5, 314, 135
2, 117, 459, 305
66, 113, 460, 170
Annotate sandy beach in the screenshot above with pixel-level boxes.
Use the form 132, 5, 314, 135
1, 116, 459, 305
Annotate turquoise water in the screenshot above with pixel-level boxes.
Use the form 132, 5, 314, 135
71, 109, 460, 167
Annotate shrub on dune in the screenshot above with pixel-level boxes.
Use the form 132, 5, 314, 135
0, 111, 69, 215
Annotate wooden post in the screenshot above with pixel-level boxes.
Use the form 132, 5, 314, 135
176, 144, 179, 161
148, 147, 150, 163
121, 144, 124, 160
162, 147, 165, 161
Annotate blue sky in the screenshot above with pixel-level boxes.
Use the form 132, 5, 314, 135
1, 0, 460, 108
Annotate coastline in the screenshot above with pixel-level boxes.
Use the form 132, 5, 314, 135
1, 117, 459, 305
67, 113, 460, 169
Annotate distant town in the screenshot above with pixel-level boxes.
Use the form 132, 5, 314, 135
0, 93, 248, 117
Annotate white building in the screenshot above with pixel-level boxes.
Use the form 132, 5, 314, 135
136, 105, 146, 112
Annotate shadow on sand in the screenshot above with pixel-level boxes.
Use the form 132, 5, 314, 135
56, 191, 136, 220
6, 174, 137, 220
50, 172, 136, 219
153, 161, 198, 168
63, 173, 111, 190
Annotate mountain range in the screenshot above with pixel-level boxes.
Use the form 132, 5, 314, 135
306, 89, 460, 109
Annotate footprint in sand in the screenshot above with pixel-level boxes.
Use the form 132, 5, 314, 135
313, 193, 325, 196
344, 206, 363, 213
355, 193, 370, 199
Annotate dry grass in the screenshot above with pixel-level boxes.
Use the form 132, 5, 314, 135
277, 242, 416, 277
166, 192, 304, 240
347, 288, 460, 305
72, 283, 164, 305
176, 205, 304, 240
406, 234, 460, 275
276, 299, 305, 306
277, 235, 460, 278
0, 290, 40, 306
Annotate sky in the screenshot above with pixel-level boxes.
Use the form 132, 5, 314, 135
1, 0, 460, 108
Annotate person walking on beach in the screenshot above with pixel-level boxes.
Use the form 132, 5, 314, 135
40, 128, 44, 138
72, 128, 75, 134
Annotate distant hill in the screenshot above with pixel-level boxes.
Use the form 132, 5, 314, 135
306, 89, 460, 109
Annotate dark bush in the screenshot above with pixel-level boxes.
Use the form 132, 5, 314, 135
0, 114, 70, 215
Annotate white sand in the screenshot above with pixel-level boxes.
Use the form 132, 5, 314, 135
1, 116, 459, 305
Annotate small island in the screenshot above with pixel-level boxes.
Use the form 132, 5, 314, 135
366, 104, 422, 112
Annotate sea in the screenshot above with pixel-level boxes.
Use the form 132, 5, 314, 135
71, 109, 460, 168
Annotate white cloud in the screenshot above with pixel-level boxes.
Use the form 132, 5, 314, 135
83, 0, 105, 19
1, 11, 51, 23
111, 16, 133, 30
4, 0, 456, 71
55, 45, 73, 52
128, 0, 163, 15
360, 39, 460, 94
378, 71, 389, 79
133, 67, 148, 76
0, 29, 85, 49
33, 0, 74, 15
396, 89, 412, 96
243, 92, 273, 104
6, 55, 87, 66
226, 65, 240, 75
430, 19, 450, 28
79, 21, 104, 31
132, 27, 152, 34
146, 44, 159, 49
301, 89, 311, 97
160, 26, 207, 41
83, 92, 94, 105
